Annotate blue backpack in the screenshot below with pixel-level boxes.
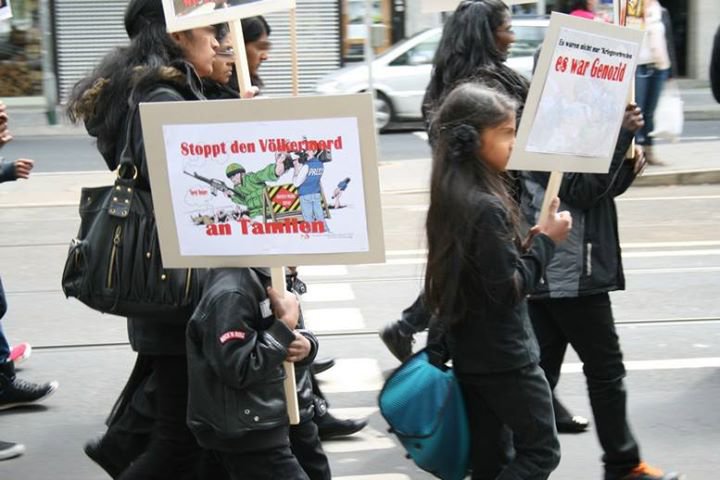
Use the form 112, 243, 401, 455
378, 349, 470, 480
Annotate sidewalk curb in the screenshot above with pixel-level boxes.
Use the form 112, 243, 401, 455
634, 169, 720, 187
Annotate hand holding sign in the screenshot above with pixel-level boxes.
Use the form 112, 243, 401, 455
267, 286, 299, 330
530, 197, 573, 245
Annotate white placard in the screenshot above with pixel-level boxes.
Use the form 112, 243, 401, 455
139, 94, 385, 268
162, 0, 294, 32
163, 118, 369, 256
508, 12, 644, 173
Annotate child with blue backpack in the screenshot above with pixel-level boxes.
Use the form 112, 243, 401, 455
422, 83, 572, 480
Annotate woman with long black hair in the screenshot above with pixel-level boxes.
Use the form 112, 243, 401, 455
66, 0, 220, 477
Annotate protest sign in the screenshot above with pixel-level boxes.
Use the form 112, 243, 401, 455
139, 93, 385, 269
507, 12, 644, 174
421, 0, 536, 13
0, 0, 12, 20
162, 0, 294, 32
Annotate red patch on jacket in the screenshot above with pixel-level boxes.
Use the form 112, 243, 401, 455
220, 330, 247, 344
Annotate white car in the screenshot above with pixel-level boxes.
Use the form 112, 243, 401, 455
316, 18, 548, 131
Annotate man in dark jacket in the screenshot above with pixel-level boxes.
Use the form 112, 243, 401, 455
711, 24, 720, 103
519, 106, 681, 480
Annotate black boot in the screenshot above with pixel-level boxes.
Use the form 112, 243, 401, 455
312, 398, 367, 440
553, 396, 589, 433
379, 322, 414, 362
0, 361, 58, 411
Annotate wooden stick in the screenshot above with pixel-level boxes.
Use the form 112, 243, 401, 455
289, 8, 300, 96
271, 266, 301, 425
281, 7, 301, 426
230, 16, 300, 425
229, 19, 252, 96
540, 171, 563, 221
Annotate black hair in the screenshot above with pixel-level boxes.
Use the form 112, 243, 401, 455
422, 0, 528, 125
66, 0, 190, 166
229, 15, 271, 89
424, 83, 521, 325
241, 15, 271, 42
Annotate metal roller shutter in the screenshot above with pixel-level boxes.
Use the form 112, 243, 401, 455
54, 0, 129, 103
54, 0, 340, 103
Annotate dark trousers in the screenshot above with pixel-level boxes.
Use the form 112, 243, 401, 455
459, 364, 560, 480
218, 445, 309, 480
290, 419, 331, 480
635, 64, 670, 146
528, 293, 641, 479
116, 355, 201, 480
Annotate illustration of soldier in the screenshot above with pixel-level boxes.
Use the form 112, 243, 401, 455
225, 153, 287, 220
292, 149, 330, 232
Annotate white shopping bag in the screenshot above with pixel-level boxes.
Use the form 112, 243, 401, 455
650, 80, 684, 142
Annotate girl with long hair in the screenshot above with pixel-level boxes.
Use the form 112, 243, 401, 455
424, 83, 572, 479
66, 0, 225, 477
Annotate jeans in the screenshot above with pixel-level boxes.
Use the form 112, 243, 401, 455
0, 276, 10, 363
458, 364, 560, 480
300, 193, 326, 226
528, 293, 641, 479
635, 64, 670, 146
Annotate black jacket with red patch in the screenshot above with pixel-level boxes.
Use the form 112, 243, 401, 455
186, 267, 317, 452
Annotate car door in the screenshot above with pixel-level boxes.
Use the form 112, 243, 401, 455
374, 32, 441, 119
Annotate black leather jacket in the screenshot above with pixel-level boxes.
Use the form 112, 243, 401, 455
187, 268, 318, 452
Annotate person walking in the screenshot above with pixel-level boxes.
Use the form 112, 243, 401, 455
67, 0, 219, 477
0, 105, 59, 461
634, 0, 673, 165
424, 82, 572, 480
518, 103, 682, 480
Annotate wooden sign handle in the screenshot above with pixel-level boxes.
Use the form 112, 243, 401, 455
229, 19, 253, 96
271, 266, 301, 425
540, 171, 563, 221
229, 17, 300, 425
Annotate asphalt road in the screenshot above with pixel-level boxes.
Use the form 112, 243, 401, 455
0, 132, 718, 478
1, 120, 717, 172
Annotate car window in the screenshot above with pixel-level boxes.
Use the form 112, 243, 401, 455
389, 37, 439, 67
509, 25, 546, 58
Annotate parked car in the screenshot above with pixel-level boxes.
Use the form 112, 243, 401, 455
315, 17, 549, 131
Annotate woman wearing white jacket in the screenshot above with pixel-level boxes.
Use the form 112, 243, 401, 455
635, 0, 672, 165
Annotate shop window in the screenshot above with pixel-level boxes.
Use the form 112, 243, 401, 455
0, 0, 42, 96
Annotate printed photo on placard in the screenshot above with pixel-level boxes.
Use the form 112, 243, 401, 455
139, 93, 385, 268
507, 12, 644, 173
164, 118, 368, 256
0, 0, 13, 21
525, 27, 637, 158
162, 0, 294, 32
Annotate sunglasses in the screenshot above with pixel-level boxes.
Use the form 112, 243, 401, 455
216, 49, 235, 58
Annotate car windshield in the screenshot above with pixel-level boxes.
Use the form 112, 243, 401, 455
509, 24, 546, 58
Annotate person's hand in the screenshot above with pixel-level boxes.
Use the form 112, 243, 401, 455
532, 197, 572, 245
13, 159, 34, 179
629, 146, 647, 175
286, 331, 311, 363
267, 286, 299, 330
622, 103, 644, 133
241, 86, 260, 99
0, 102, 11, 147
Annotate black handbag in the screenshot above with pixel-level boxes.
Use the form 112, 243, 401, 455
61, 105, 199, 317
